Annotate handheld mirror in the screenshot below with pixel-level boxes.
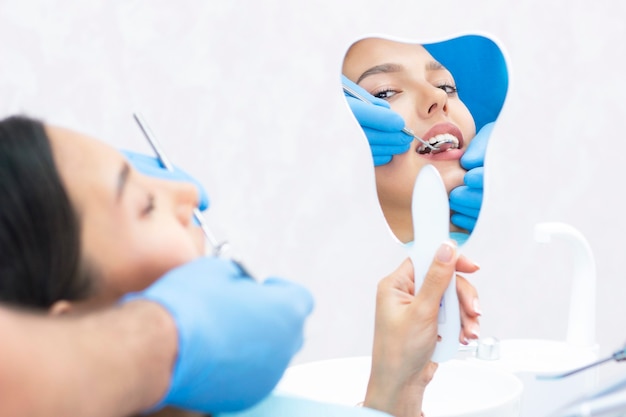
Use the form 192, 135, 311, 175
341, 35, 508, 360
342, 35, 508, 246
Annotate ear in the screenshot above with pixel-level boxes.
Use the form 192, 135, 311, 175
48, 300, 74, 316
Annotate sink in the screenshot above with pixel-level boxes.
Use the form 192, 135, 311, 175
466, 339, 599, 417
276, 356, 523, 417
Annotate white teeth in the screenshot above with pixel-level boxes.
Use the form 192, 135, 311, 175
428, 133, 459, 147
416, 132, 461, 154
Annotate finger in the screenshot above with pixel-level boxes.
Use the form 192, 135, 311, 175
342, 75, 390, 108
450, 213, 476, 232
457, 275, 481, 344
464, 167, 484, 188
449, 187, 482, 210
379, 258, 415, 295
456, 275, 481, 319
370, 143, 412, 156
455, 254, 480, 274
373, 154, 392, 166
450, 202, 480, 218
460, 314, 481, 344
415, 241, 457, 309
347, 99, 405, 131
262, 277, 315, 317
460, 122, 494, 169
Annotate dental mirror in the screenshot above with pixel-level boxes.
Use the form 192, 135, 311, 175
341, 35, 508, 246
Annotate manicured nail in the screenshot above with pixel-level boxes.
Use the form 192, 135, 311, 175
473, 298, 483, 316
436, 241, 456, 263
471, 324, 480, 339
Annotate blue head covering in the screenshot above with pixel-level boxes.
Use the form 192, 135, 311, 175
423, 35, 509, 132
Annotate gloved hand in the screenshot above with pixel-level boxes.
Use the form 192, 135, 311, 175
121, 150, 209, 211
123, 257, 314, 413
342, 75, 414, 166
449, 122, 495, 232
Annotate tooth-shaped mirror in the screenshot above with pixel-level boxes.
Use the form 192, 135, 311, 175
341, 35, 508, 245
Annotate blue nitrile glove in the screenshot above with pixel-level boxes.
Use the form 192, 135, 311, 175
123, 257, 314, 414
449, 122, 495, 232
342, 75, 413, 166
121, 150, 209, 211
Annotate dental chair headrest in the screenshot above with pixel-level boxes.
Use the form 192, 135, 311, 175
424, 35, 509, 132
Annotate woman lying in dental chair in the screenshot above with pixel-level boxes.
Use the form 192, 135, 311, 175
0, 115, 481, 417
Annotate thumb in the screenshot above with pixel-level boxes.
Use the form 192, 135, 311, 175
261, 277, 315, 316
416, 241, 458, 309
461, 121, 494, 169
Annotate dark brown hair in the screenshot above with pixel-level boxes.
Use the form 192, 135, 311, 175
0, 115, 92, 309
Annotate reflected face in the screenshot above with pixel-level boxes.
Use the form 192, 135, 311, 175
343, 38, 476, 242
47, 126, 205, 308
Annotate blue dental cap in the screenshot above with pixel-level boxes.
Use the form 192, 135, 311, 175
423, 35, 509, 132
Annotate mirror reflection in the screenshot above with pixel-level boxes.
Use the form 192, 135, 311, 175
341, 35, 508, 245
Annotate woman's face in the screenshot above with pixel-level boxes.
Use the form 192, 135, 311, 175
343, 38, 476, 242
46, 125, 205, 309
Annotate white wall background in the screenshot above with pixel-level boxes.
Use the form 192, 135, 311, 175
2, 0, 626, 385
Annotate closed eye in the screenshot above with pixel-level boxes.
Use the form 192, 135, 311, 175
142, 193, 155, 216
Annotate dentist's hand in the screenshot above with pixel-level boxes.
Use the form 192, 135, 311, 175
121, 150, 209, 211
123, 257, 314, 413
342, 75, 414, 166
449, 122, 495, 232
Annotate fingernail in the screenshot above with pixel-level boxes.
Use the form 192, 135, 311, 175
473, 298, 483, 316
471, 324, 480, 339
436, 241, 456, 263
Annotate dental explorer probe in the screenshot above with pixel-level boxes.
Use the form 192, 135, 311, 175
536, 344, 626, 380
132, 113, 255, 279
133, 113, 222, 251
342, 83, 456, 154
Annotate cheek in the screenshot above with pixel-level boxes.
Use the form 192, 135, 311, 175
126, 229, 200, 289
110, 253, 193, 297
434, 162, 466, 194
450, 102, 476, 143
93, 225, 201, 296
375, 151, 424, 208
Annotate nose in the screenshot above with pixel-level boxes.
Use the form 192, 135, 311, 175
160, 180, 199, 226
416, 83, 448, 119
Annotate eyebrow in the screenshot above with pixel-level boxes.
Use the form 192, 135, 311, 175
116, 162, 131, 202
356, 60, 447, 84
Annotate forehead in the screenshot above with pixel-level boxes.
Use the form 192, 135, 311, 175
343, 38, 435, 80
46, 125, 119, 169
46, 124, 116, 161
45, 125, 122, 208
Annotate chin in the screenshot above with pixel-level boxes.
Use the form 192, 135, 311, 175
439, 168, 466, 192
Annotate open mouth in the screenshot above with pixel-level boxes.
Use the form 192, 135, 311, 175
415, 123, 464, 155
417, 133, 460, 154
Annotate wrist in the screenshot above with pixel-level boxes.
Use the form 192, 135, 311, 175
364, 358, 433, 417
364, 380, 426, 417
118, 300, 179, 411
363, 360, 406, 415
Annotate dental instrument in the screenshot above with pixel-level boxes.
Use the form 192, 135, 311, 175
132, 112, 255, 279
537, 344, 626, 381
341, 82, 457, 154
549, 370, 626, 416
